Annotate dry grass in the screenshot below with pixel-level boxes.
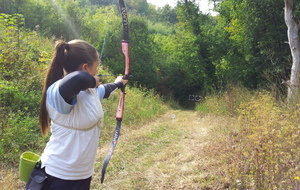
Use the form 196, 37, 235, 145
92, 110, 233, 189
0, 166, 25, 190
196, 88, 300, 189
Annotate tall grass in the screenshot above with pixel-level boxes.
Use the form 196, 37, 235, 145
196, 86, 300, 189
195, 85, 253, 116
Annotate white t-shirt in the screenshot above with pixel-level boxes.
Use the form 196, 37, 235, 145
41, 80, 105, 180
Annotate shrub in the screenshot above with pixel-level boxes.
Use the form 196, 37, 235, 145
0, 111, 46, 166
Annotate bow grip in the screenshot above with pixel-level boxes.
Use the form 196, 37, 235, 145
116, 92, 125, 120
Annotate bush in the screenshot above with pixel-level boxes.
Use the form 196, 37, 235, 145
0, 111, 46, 166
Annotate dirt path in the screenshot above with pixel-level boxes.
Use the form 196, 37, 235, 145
1, 110, 227, 189
92, 110, 228, 189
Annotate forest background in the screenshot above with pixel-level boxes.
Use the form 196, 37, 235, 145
1, 0, 300, 189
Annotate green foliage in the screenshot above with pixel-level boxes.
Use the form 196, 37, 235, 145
156, 5, 178, 24
148, 22, 175, 35
128, 0, 150, 16
0, 13, 52, 84
123, 88, 167, 124
129, 17, 160, 89
1, 0, 88, 40
0, 14, 51, 165
155, 1, 217, 100
0, 80, 41, 116
0, 13, 52, 120
216, 0, 290, 89
81, 5, 118, 48
0, 112, 46, 166
0, 13, 52, 117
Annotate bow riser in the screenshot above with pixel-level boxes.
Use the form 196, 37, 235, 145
122, 41, 130, 76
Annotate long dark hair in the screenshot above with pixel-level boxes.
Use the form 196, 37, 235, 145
39, 39, 98, 135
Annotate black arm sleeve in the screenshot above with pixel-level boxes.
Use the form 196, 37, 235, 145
59, 71, 96, 104
103, 82, 123, 98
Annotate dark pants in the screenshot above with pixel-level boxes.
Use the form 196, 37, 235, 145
43, 174, 92, 190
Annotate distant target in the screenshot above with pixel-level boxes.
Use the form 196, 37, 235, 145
195, 95, 201, 101
189, 95, 195, 101
189, 95, 202, 102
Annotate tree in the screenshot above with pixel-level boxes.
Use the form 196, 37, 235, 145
153, 0, 216, 100
284, 0, 300, 103
157, 5, 178, 24
129, 17, 160, 89
215, 0, 289, 91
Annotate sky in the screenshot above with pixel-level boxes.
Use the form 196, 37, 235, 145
146, 0, 217, 15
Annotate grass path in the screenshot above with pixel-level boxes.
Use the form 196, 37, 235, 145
92, 110, 227, 189
1, 109, 228, 189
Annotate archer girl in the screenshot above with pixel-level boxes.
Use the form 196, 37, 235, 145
37, 39, 127, 190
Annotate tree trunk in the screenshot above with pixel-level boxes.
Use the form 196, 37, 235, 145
285, 0, 300, 103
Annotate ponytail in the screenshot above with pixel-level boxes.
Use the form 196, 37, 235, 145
39, 40, 68, 136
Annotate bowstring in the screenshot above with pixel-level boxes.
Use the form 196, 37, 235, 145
99, 0, 116, 62
99, 27, 108, 61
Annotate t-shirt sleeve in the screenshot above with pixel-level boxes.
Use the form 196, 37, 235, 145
96, 82, 123, 101
96, 85, 106, 102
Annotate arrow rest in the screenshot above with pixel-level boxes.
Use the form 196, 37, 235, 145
123, 74, 133, 80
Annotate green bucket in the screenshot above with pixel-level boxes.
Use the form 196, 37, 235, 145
19, 151, 40, 182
